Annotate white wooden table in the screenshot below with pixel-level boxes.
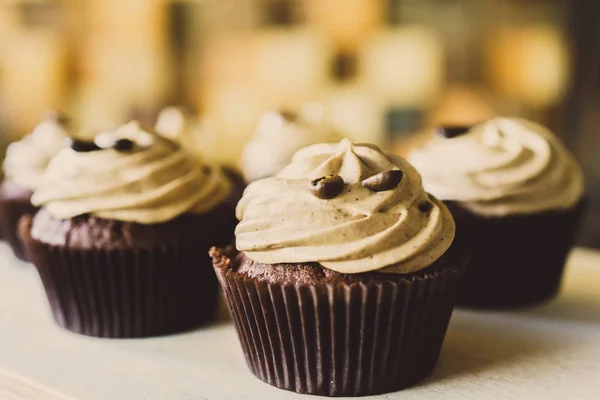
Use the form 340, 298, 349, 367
1, 243, 600, 400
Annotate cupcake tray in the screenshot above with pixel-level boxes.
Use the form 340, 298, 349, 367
1, 243, 599, 400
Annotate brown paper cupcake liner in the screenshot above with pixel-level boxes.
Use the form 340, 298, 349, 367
448, 197, 587, 308
0, 193, 37, 261
213, 250, 467, 397
22, 234, 219, 338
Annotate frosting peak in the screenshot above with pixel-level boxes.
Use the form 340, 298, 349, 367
236, 140, 455, 274
409, 117, 584, 216
278, 138, 397, 183
155, 106, 188, 140
241, 105, 344, 182
155, 106, 217, 161
3, 116, 69, 191
32, 121, 232, 224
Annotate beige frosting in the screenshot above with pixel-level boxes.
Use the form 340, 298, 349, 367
32, 121, 232, 224
3, 117, 69, 191
241, 105, 344, 182
236, 139, 455, 274
409, 117, 584, 216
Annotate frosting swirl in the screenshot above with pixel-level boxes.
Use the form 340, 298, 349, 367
32, 121, 232, 224
3, 115, 69, 191
241, 105, 343, 182
409, 117, 584, 216
236, 139, 455, 274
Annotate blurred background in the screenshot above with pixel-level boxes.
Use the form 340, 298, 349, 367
0, 0, 598, 246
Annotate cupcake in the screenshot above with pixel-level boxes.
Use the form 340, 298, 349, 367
0, 113, 68, 261
409, 117, 586, 308
240, 104, 343, 183
211, 139, 467, 396
20, 121, 237, 338
155, 106, 245, 204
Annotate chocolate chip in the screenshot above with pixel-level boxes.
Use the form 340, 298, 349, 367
361, 170, 403, 192
436, 125, 471, 139
418, 202, 433, 213
113, 138, 135, 152
279, 110, 298, 121
310, 175, 344, 199
70, 139, 100, 152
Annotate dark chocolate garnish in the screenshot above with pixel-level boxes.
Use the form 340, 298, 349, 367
436, 125, 471, 139
418, 201, 433, 213
310, 175, 344, 199
279, 110, 299, 122
70, 139, 100, 152
362, 170, 403, 192
113, 138, 135, 152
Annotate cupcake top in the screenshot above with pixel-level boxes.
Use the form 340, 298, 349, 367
3, 113, 69, 191
154, 106, 216, 160
236, 139, 455, 274
155, 106, 189, 140
241, 105, 343, 182
31, 121, 232, 224
408, 117, 584, 216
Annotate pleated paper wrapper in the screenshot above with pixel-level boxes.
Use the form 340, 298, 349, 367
449, 197, 587, 308
0, 193, 37, 261
22, 229, 220, 338
213, 249, 467, 397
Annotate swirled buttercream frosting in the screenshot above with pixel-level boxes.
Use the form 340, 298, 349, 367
31, 121, 232, 224
408, 117, 584, 216
3, 115, 69, 191
235, 139, 455, 274
241, 106, 343, 182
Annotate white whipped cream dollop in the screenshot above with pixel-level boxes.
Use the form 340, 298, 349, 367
155, 106, 218, 161
4, 116, 69, 191
241, 105, 344, 182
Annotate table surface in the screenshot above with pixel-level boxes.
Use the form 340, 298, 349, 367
1, 244, 600, 400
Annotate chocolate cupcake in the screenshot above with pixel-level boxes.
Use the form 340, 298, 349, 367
212, 139, 467, 396
240, 105, 343, 183
20, 121, 237, 338
0, 113, 68, 261
409, 118, 586, 308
